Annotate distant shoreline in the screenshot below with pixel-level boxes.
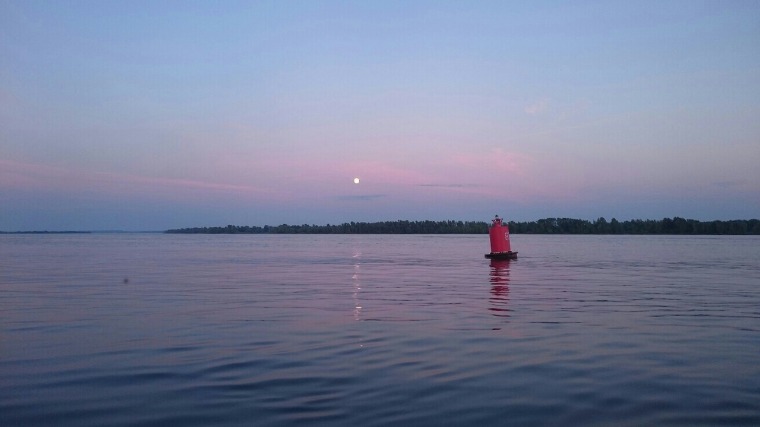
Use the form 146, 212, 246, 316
0, 231, 91, 234
166, 217, 760, 235
4, 217, 758, 235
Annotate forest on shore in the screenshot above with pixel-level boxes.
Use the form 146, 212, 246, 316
166, 217, 760, 235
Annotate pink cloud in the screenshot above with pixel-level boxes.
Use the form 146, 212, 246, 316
524, 98, 550, 115
0, 159, 280, 202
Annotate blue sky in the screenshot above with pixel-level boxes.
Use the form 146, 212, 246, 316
1, 0, 759, 230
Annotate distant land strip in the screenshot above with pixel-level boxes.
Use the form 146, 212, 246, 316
166, 217, 760, 235
0, 231, 91, 234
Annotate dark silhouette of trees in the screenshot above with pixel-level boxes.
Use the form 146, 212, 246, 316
166, 218, 759, 235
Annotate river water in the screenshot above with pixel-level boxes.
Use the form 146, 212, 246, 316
1, 234, 759, 426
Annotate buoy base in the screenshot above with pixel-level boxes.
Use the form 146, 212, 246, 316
485, 251, 518, 260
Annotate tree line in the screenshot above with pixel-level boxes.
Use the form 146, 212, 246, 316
166, 217, 760, 235
167, 220, 488, 234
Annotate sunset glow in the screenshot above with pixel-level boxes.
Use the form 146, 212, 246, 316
1, 1, 758, 230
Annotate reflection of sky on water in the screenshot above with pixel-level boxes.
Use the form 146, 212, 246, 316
489, 259, 511, 319
5, 235, 760, 426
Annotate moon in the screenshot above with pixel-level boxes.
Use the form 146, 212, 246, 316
353, 177, 360, 184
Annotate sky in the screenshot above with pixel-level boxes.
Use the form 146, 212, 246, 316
1, 0, 759, 231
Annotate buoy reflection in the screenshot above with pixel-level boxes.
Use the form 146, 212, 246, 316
489, 259, 511, 318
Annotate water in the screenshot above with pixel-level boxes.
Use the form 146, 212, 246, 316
1, 234, 759, 426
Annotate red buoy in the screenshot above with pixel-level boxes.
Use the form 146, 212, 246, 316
485, 215, 518, 259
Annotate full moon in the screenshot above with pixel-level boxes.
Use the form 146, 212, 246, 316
353, 177, 360, 184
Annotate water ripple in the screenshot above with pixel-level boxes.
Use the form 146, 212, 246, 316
1, 234, 759, 426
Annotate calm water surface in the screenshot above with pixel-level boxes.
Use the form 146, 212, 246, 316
1, 234, 759, 426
